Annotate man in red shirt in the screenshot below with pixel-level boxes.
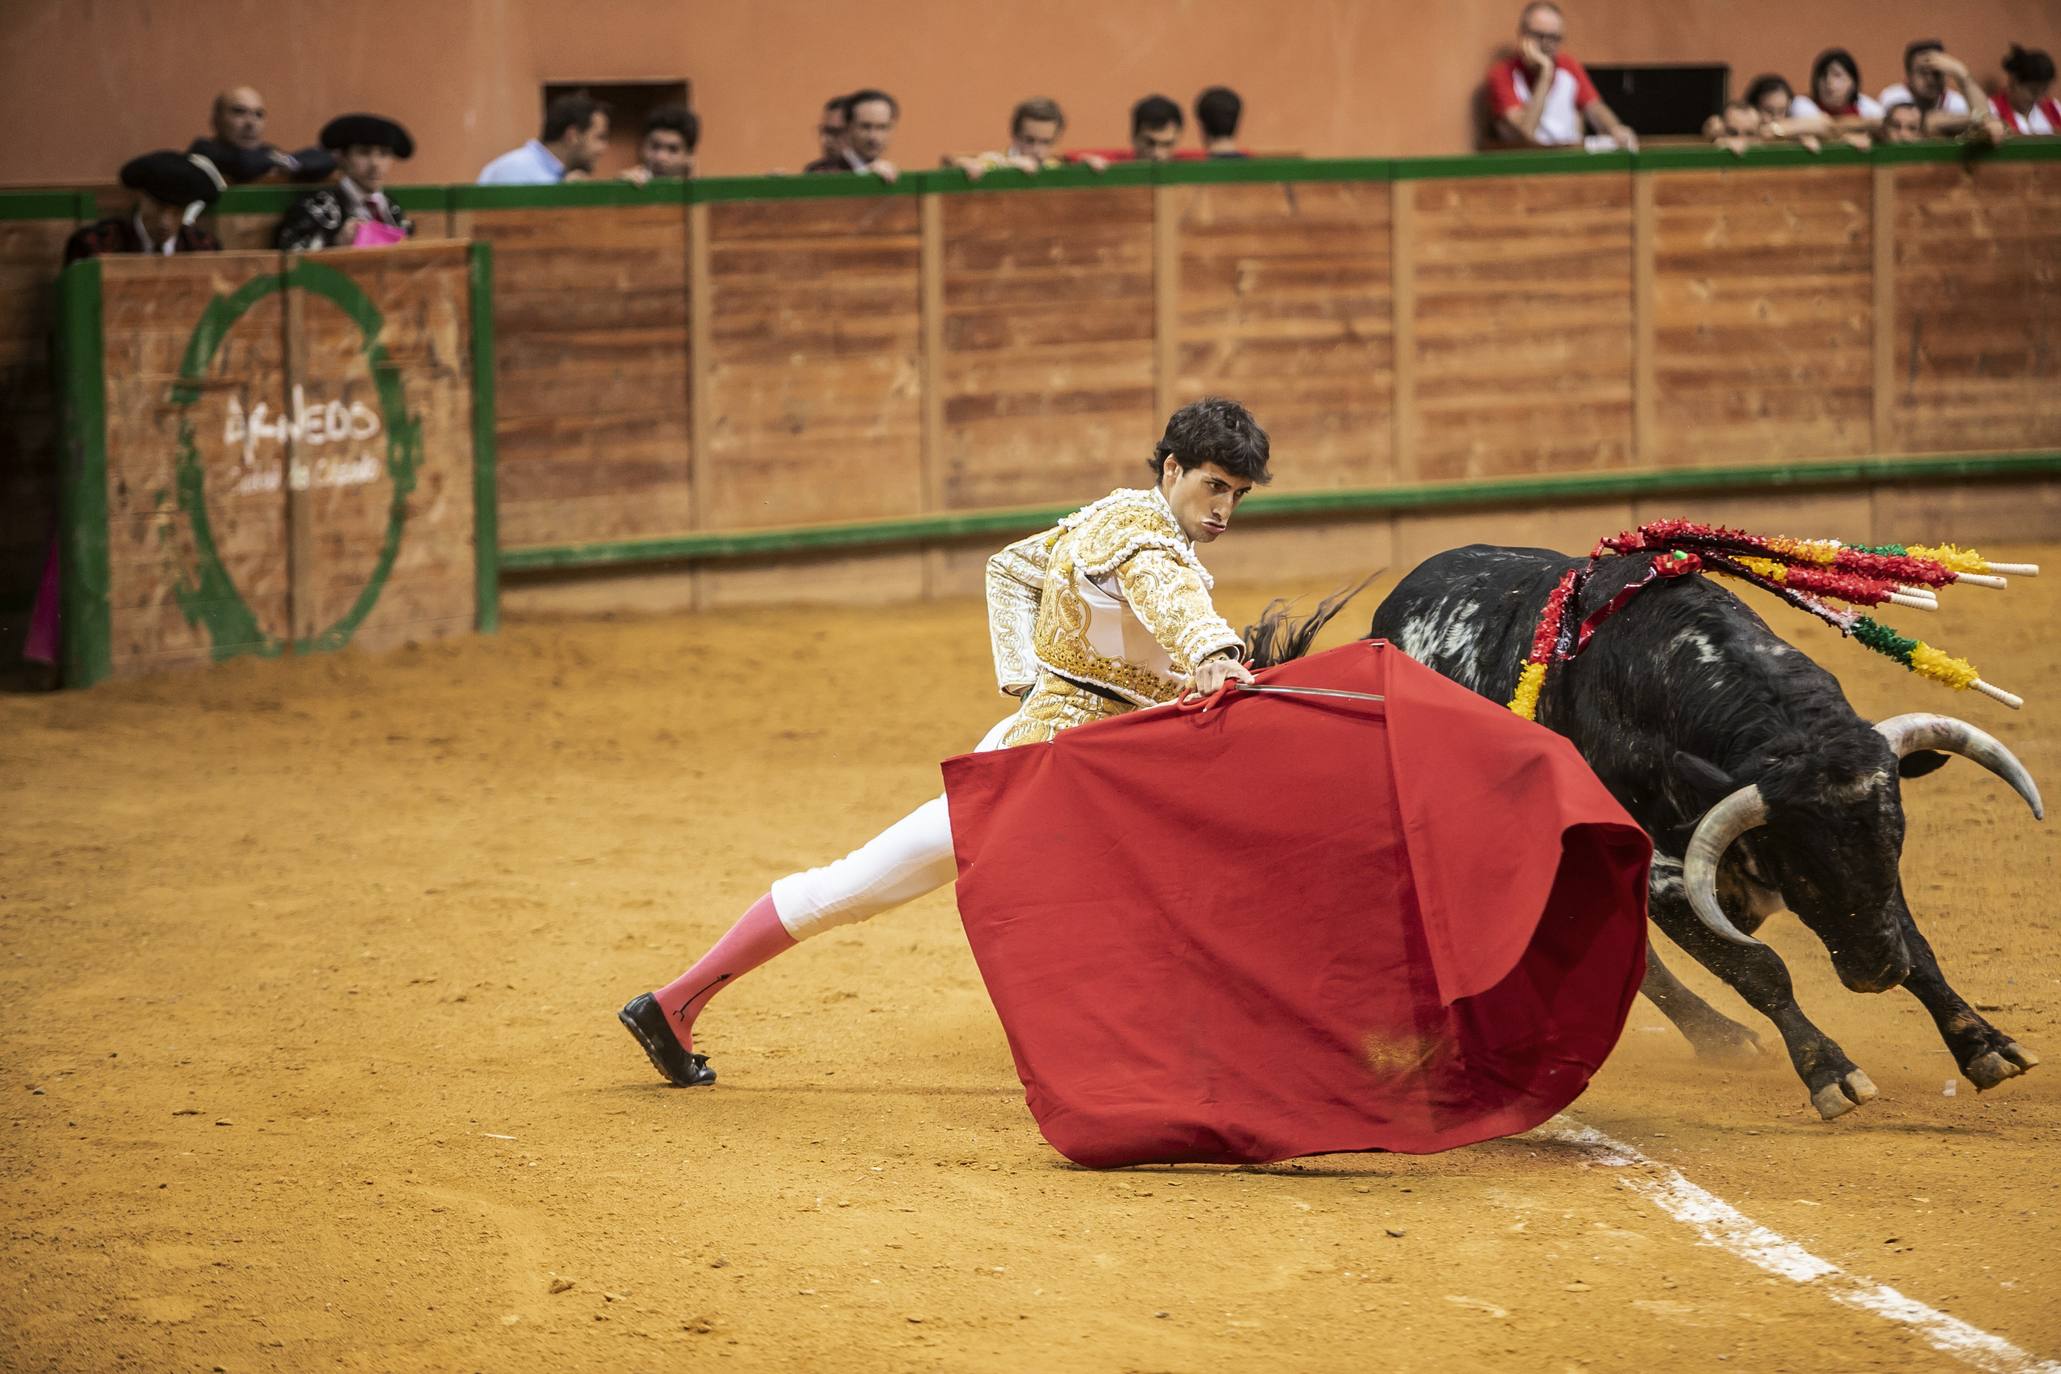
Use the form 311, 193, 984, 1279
1485, 2, 1637, 150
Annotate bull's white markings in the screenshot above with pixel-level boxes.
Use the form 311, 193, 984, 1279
1396, 614, 1443, 665
1647, 854, 1685, 897
1673, 628, 1725, 665
223, 386, 385, 496
1544, 1120, 2060, 1374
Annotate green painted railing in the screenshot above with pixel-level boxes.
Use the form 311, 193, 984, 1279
5, 137, 2054, 221
498, 452, 2061, 573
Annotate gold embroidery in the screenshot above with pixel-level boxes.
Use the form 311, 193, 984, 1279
986, 485, 1240, 714
985, 528, 1060, 696
1000, 674, 1132, 747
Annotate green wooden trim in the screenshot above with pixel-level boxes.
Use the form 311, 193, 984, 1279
54, 259, 112, 686
468, 242, 500, 632
1980, 138, 2061, 164
1156, 156, 1395, 185
1635, 142, 1871, 172
924, 161, 1160, 194
689, 171, 925, 203
213, 185, 307, 215
1392, 148, 1634, 180
499, 451, 2061, 573
451, 179, 691, 211
1869, 138, 2061, 166
0, 189, 92, 221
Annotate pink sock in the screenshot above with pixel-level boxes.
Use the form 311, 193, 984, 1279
652, 894, 796, 1055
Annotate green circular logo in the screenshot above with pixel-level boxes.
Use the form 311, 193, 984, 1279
169, 258, 421, 657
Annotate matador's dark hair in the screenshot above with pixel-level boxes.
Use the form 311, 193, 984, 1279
1149, 397, 1272, 485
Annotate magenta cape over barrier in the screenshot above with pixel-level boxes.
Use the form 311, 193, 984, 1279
943, 641, 1651, 1168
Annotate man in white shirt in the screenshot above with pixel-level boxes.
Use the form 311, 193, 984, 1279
1484, 2, 1637, 150
478, 93, 611, 186
1878, 40, 2000, 139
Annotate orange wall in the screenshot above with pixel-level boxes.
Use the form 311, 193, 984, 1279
2, 0, 2054, 185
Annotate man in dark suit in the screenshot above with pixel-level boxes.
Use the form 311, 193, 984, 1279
186, 86, 333, 184
276, 114, 417, 251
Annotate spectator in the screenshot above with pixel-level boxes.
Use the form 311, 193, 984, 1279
1792, 48, 1884, 128
1704, 98, 1763, 156
1880, 100, 1925, 143
1485, 2, 1637, 150
815, 95, 848, 165
64, 151, 225, 264
1879, 40, 1997, 138
478, 92, 611, 185
275, 115, 415, 251
1739, 73, 1843, 148
1991, 45, 2059, 136
949, 97, 1090, 179
187, 86, 333, 184
1131, 94, 1185, 160
806, 89, 899, 181
622, 105, 699, 184
1195, 86, 1246, 157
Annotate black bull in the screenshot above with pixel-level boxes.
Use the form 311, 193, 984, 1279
1363, 545, 2045, 1120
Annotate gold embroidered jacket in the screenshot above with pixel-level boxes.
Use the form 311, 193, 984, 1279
985, 487, 1242, 743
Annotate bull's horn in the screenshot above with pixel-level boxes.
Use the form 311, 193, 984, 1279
1683, 785, 1772, 949
1876, 713, 2046, 821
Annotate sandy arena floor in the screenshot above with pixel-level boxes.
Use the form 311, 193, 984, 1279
2, 545, 2057, 1373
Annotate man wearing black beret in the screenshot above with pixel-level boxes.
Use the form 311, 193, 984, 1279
275, 115, 417, 252
63, 151, 226, 265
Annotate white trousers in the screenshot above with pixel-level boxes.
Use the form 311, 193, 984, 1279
769, 713, 1018, 941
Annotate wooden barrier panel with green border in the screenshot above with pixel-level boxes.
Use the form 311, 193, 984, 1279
52, 240, 494, 685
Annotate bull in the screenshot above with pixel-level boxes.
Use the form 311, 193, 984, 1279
1356, 545, 2045, 1119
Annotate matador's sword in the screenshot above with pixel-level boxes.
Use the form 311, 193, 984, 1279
1228, 683, 1385, 704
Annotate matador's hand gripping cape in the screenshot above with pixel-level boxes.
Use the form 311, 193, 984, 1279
943, 640, 1651, 1168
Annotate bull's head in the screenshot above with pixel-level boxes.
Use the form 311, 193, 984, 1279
1679, 715, 2044, 992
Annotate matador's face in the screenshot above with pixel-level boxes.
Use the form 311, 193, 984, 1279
1160, 459, 1254, 544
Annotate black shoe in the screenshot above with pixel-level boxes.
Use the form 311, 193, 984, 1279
618, 993, 716, 1087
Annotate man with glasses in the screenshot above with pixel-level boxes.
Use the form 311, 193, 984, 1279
1486, 2, 1637, 150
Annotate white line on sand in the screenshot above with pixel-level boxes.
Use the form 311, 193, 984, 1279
1543, 1120, 2060, 1374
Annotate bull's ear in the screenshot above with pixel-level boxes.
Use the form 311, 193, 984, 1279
1898, 750, 1950, 779
1673, 751, 1738, 797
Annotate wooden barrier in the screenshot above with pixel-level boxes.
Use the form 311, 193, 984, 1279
5, 143, 2059, 645
54, 241, 491, 684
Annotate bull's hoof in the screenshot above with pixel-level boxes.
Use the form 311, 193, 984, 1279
1811, 1069, 1878, 1121
1966, 1043, 2039, 1091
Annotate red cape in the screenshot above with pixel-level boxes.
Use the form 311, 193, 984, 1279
943, 641, 1650, 1167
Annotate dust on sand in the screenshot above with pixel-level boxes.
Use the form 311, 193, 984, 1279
3, 550, 2057, 1372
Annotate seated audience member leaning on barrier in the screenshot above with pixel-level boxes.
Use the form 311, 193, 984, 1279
1880, 100, 1926, 143
1992, 45, 2059, 135
1794, 48, 1883, 131
477, 92, 610, 185
1132, 94, 1185, 160
1705, 98, 1763, 156
64, 151, 225, 265
807, 89, 899, 181
622, 105, 699, 184
275, 115, 415, 251
1740, 73, 1842, 150
1195, 85, 1246, 157
1880, 40, 1999, 139
188, 86, 333, 184
1486, 1, 1637, 151
950, 97, 1069, 178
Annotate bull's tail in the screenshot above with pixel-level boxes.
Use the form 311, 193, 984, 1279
1240, 575, 1380, 670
